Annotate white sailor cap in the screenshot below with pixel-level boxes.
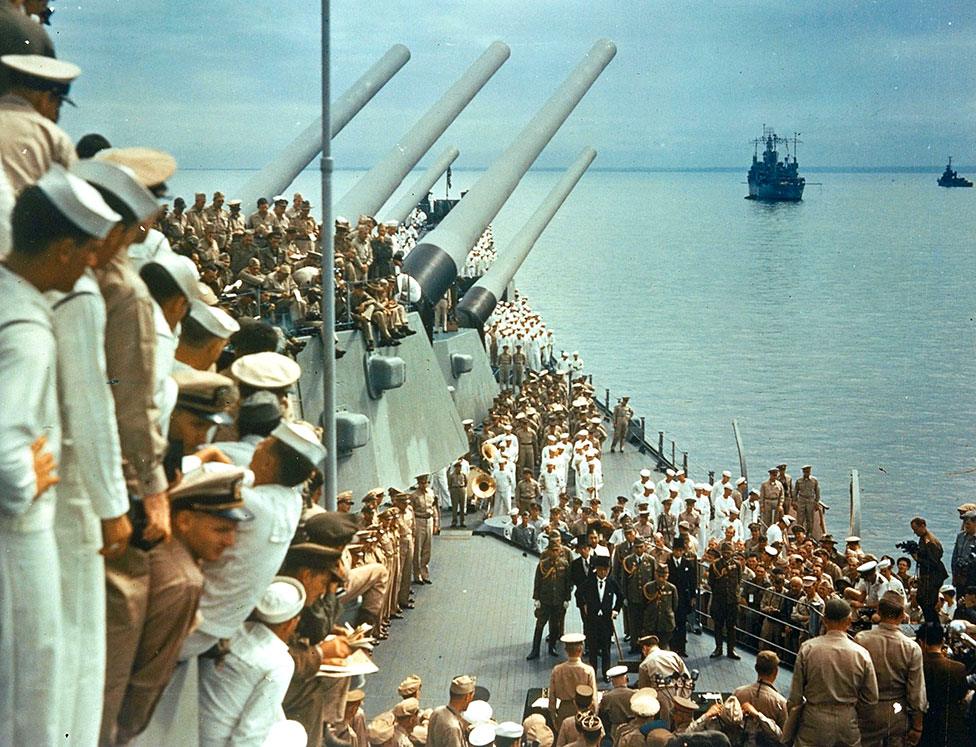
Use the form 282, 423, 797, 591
227, 199, 242, 206
462, 419, 474, 426
272, 194, 287, 203
189, 299, 239, 339
941, 584, 956, 594
630, 688, 661, 717
666, 469, 675, 477
857, 560, 878, 573
72, 160, 160, 222
197, 283, 218, 306
382, 220, 398, 228
461, 700, 493, 724
560, 632, 586, 644
254, 576, 306, 624
509, 508, 519, 516
736, 477, 747, 485
547, 434, 557, 442
468, 723, 496, 746
560, 433, 570, 439
764, 546, 779, 557
231, 352, 301, 389
723, 482, 734, 491
802, 464, 812, 470
143, 252, 200, 301
606, 664, 628, 678
495, 722, 523, 739
676, 469, 685, 477
802, 575, 818, 586
640, 469, 651, 478
34, 164, 120, 239
877, 558, 892, 569
271, 421, 326, 467
722, 470, 732, 477
96, 147, 177, 190
667, 482, 680, 493
846, 535, 861, 544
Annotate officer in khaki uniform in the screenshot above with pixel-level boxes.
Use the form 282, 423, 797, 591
759, 467, 785, 526
409, 476, 438, 584
515, 468, 541, 514
512, 344, 527, 390
515, 415, 537, 473
788, 598, 879, 747
853, 592, 926, 746
391, 491, 415, 610
497, 344, 512, 389
793, 465, 820, 535
447, 460, 468, 528
708, 541, 743, 659
547, 633, 599, 731
642, 564, 678, 649
610, 396, 633, 453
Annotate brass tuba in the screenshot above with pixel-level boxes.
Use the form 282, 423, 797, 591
468, 468, 496, 499
481, 440, 498, 463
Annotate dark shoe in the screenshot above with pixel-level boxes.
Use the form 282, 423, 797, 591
365, 341, 375, 352
548, 648, 559, 657
460, 523, 466, 528
335, 349, 346, 359
412, 580, 423, 585
710, 648, 723, 659
423, 579, 432, 585
391, 612, 403, 619
678, 650, 688, 658
402, 602, 415, 609
400, 327, 417, 336
450, 522, 458, 528
727, 651, 741, 660
323, 726, 353, 747
526, 650, 540, 661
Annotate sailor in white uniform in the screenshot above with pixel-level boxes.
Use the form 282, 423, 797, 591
710, 470, 733, 508
50, 159, 156, 746
539, 460, 565, 519
712, 483, 737, 542
198, 577, 304, 746
632, 468, 655, 502
211, 391, 282, 467
0, 164, 119, 746
492, 458, 516, 518
655, 469, 675, 501
181, 422, 321, 659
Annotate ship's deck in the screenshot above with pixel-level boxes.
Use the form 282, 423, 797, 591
367, 531, 792, 723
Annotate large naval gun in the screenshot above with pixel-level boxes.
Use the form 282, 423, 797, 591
286, 40, 615, 498
402, 39, 616, 311
456, 147, 597, 329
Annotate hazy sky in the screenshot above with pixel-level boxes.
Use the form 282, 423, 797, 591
53, 1, 975, 170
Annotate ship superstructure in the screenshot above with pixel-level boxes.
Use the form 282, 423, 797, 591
747, 126, 805, 201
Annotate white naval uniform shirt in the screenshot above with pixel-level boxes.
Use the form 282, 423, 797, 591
46, 271, 129, 520
196, 484, 302, 639
198, 622, 294, 746
151, 300, 179, 437
211, 434, 265, 468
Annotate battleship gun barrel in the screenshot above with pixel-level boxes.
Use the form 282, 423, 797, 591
238, 44, 411, 208
456, 147, 596, 328
402, 39, 616, 305
334, 42, 510, 220
378, 146, 460, 225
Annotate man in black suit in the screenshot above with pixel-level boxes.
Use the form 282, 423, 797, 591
667, 535, 699, 657
570, 535, 594, 647
579, 553, 623, 680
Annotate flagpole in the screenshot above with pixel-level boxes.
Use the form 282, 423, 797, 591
320, 0, 337, 510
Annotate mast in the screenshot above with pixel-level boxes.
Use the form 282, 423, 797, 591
320, 0, 337, 510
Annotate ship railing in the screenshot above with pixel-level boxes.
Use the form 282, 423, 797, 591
694, 574, 819, 664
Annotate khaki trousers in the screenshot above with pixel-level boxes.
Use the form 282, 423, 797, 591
413, 517, 433, 581
796, 703, 861, 747
857, 700, 908, 747
339, 562, 388, 625
396, 536, 413, 607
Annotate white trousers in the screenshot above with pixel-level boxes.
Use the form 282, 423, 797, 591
0, 522, 64, 746
55, 493, 106, 747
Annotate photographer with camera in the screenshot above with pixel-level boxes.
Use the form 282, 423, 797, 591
905, 516, 949, 624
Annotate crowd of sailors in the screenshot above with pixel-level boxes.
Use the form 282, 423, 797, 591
2, 5, 976, 747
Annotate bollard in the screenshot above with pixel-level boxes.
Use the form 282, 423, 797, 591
671, 441, 676, 466
605, 388, 610, 409
658, 431, 664, 454
708, 470, 715, 486
683, 452, 688, 475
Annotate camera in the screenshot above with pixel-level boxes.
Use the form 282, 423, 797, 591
895, 539, 919, 555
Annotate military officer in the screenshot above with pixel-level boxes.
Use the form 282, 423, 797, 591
515, 415, 537, 474
410, 475, 438, 584
610, 396, 633, 453
621, 536, 651, 654
709, 541, 743, 660
759, 467, 785, 526
776, 463, 794, 514
513, 344, 527, 390
548, 633, 599, 730
497, 344, 512, 389
854, 592, 926, 746
528, 531, 573, 659
515, 468, 541, 514
792, 464, 819, 530
642, 564, 678, 650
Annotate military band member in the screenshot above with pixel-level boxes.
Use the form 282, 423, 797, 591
527, 531, 573, 660
709, 541, 743, 660
610, 396, 633, 453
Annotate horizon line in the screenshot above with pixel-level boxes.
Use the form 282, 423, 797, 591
176, 165, 970, 174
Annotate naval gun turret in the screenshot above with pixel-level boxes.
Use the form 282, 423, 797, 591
401, 39, 616, 309
334, 42, 510, 220
237, 44, 411, 209
456, 147, 596, 329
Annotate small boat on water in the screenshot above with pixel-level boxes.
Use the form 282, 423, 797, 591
937, 156, 973, 187
746, 126, 805, 202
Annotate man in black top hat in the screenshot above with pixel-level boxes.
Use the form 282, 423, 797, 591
579, 554, 623, 680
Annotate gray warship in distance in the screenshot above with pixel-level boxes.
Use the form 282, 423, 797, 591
746, 126, 805, 201
938, 156, 973, 187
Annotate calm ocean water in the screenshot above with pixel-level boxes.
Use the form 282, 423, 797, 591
172, 168, 976, 553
